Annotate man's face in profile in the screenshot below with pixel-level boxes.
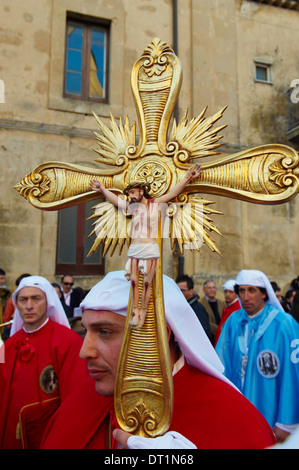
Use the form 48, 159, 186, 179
80, 309, 126, 396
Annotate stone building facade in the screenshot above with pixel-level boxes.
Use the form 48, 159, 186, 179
1, 0, 299, 297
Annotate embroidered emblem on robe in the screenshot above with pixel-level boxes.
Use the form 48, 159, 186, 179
257, 350, 280, 378
39, 366, 58, 393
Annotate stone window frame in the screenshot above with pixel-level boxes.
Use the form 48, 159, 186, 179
56, 199, 105, 276
254, 57, 273, 85
49, 0, 125, 117
63, 14, 110, 104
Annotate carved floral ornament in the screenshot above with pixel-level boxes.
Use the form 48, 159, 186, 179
15, 172, 51, 199
141, 38, 174, 77
269, 158, 299, 188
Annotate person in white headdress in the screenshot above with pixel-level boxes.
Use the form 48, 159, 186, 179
0, 276, 88, 449
214, 279, 240, 346
10, 275, 70, 335
41, 270, 275, 450
216, 269, 299, 444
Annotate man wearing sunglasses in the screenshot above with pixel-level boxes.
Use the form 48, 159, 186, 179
60, 275, 83, 318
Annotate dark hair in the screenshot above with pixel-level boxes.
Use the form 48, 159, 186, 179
270, 281, 280, 292
61, 275, 74, 283
123, 182, 151, 199
16, 273, 31, 286
0, 269, 5, 276
285, 288, 297, 300
176, 274, 194, 290
290, 277, 299, 290
52, 282, 62, 293
234, 284, 269, 301
291, 291, 299, 322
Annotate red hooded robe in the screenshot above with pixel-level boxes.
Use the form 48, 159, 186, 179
41, 362, 276, 449
0, 319, 88, 449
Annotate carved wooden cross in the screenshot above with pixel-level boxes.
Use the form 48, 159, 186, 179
15, 38, 299, 438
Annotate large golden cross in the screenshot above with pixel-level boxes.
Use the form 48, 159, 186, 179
15, 38, 299, 438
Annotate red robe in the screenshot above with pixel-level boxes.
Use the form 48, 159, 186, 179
214, 299, 241, 347
41, 362, 276, 449
0, 319, 88, 449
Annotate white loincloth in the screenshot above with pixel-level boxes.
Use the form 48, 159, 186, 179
125, 243, 160, 276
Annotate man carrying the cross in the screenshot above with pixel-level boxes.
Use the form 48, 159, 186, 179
40, 271, 276, 449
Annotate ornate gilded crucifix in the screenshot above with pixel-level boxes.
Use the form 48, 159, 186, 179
15, 38, 299, 438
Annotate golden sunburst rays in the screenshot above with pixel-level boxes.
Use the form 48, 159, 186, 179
164, 196, 222, 255
87, 194, 223, 259
87, 200, 131, 257
169, 106, 227, 160
89, 101, 227, 258
92, 112, 136, 167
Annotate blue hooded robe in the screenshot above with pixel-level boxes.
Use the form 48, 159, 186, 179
216, 303, 299, 428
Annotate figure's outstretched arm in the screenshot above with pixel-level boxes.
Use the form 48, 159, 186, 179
156, 164, 201, 204
90, 180, 128, 209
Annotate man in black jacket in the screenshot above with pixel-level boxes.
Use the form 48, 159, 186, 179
60, 275, 84, 318
176, 274, 212, 342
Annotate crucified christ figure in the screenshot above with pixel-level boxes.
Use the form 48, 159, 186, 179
90, 163, 201, 328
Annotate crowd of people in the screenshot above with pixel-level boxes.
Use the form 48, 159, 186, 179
0, 265, 299, 450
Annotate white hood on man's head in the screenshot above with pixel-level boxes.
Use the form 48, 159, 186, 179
80, 270, 238, 390
222, 280, 236, 291
235, 269, 284, 312
11, 275, 70, 335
